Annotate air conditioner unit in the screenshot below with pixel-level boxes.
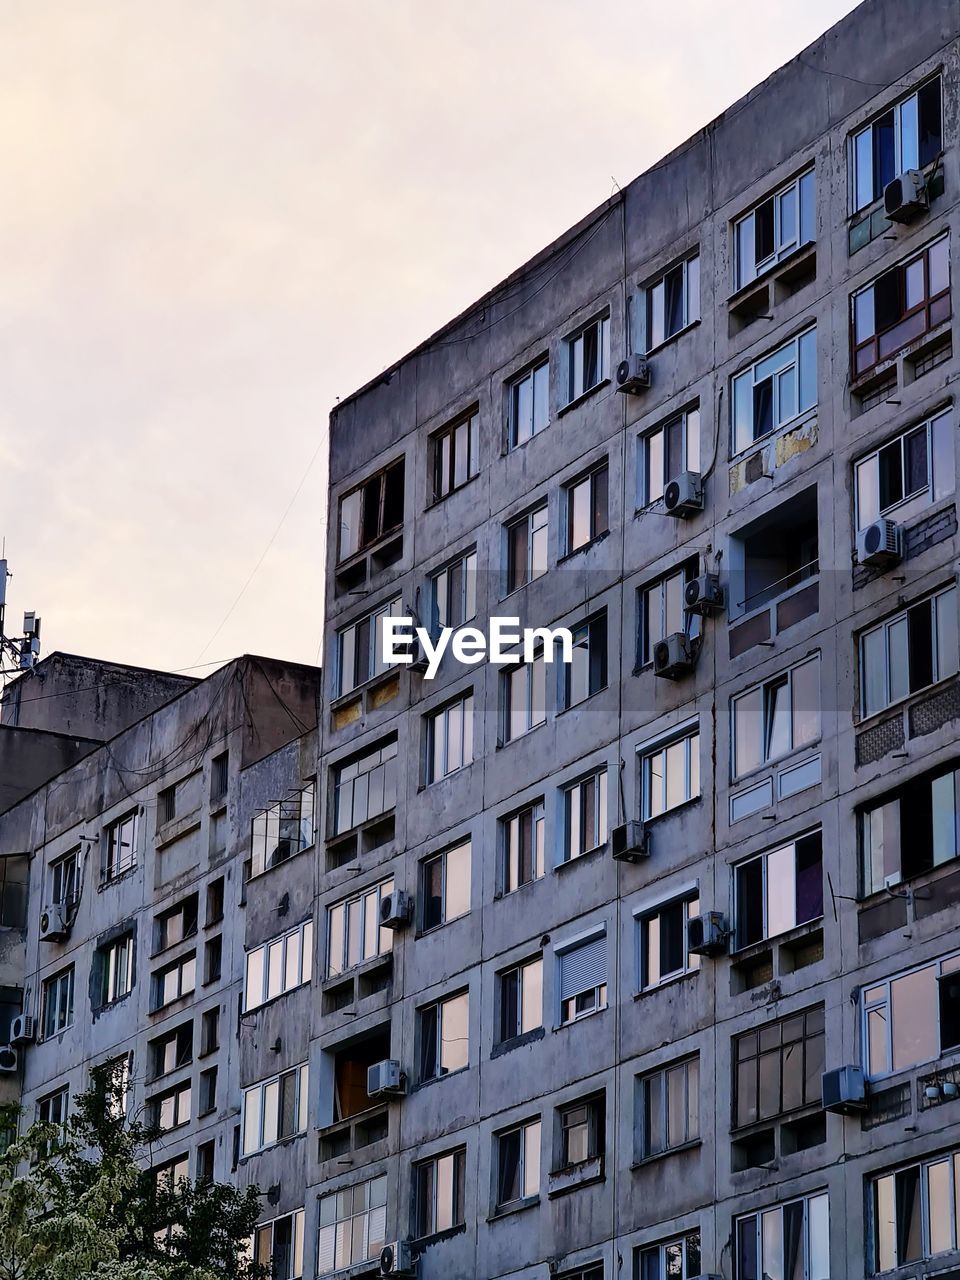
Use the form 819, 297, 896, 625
884, 170, 928, 223
663, 471, 703, 518
39, 902, 71, 944
615, 354, 652, 395
10, 1015, 35, 1046
684, 573, 724, 615
611, 820, 649, 863
857, 518, 902, 569
0, 1046, 17, 1074
653, 632, 697, 680
379, 1240, 417, 1277
379, 890, 413, 931
822, 1065, 868, 1114
367, 1059, 407, 1099
687, 911, 729, 957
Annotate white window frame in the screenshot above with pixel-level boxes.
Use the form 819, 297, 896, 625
562, 767, 608, 862
734, 831, 823, 950
735, 168, 815, 289
152, 952, 196, 1011
497, 955, 543, 1043
249, 781, 316, 877
859, 584, 959, 718
871, 1148, 960, 1272
431, 407, 480, 501
637, 1058, 700, 1161
496, 1117, 541, 1208
641, 728, 700, 820
431, 549, 477, 633
49, 848, 79, 908
41, 966, 74, 1037
326, 879, 393, 979
851, 76, 942, 213
317, 1176, 386, 1276
104, 811, 138, 881
419, 990, 470, 1079
736, 1193, 830, 1280
336, 597, 404, 697
501, 650, 546, 742
731, 325, 817, 456
556, 928, 608, 1027
636, 893, 701, 991
241, 1063, 309, 1156
500, 800, 545, 893
854, 406, 953, 533
425, 692, 474, 783
100, 933, 134, 1005
862, 950, 960, 1080
639, 406, 700, 507
255, 1208, 305, 1280
731, 655, 821, 780
244, 919, 314, 1011
333, 742, 397, 837
565, 314, 610, 403
153, 1078, 192, 1132
505, 502, 548, 594
642, 254, 700, 352
508, 359, 550, 449
563, 463, 608, 555
420, 840, 471, 933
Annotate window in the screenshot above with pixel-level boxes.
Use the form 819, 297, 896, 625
211, 751, 228, 802
871, 1148, 960, 1273
508, 359, 549, 448
735, 1192, 829, 1280
414, 1147, 466, 1237
735, 832, 823, 949
149, 1079, 191, 1132
255, 1209, 305, 1280
562, 612, 607, 709
563, 768, 608, 861
336, 598, 404, 697
421, 841, 471, 932
327, 880, 393, 978
431, 550, 477, 633
643, 255, 700, 350
558, 1267, 603, 1280
151, 952, 196, 1011
104, 811, 138, 881
637, 1231, 702, 1280
564, 464, 608, 553
206, 878, 224, 925
500, 801, 545, 893
640, 406, 700, 506
432, 407, 479, 501
198, 1065, 217, 1115
637, 1058, 699, 1160
641, 729, 700, 820
333, 741, 397, 836
855, 408, 953, 531
241, 1064, 309, 1155
502, 651, 546, 742
566, 314, 610, 402
97, 933, 134, 1006
244, 919, 313, 1011
149, 1022, 192, 1080
638, 562, 698, 666
317, 1176, 386, 1274
92, 1054, 131, 1119
496, 1119, 541, 1208
852, 235, 950, 377
0, 857, 26, 930
736, 169, 815, 289
852, 76, 942, 212
337, 459, 404, 562
860, 760, 960, 895
731, 326, 816, 455
425, 692, 474, 783
860, 585, 958, 717
201, 1007, 219, 1056
249, 782, 316, 877
49, 848, 79, 908
155, 894, 199, 952
733, 1006, 824, 1128
203, 934, 221, 985
196, 1141, 215, 1182
37, 1086, 69, 1153
154, 1154, 189, 1193
558, 932, 607, 1025
731, 485, 819, 616
862, 951, 960, 1079
733, 655, 820, 778
418, 991, 469, 1080
41, 966, 74, 1037
638, 894, 701, 991
558, 1094, 604, 1168
158, 784, 177, 826
497, 957, 543, 1044
505, 502, 548, 593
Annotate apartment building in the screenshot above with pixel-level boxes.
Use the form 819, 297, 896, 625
312, 1, 960, 1278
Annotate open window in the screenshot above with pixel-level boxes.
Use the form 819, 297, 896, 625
730, 486, 818, 620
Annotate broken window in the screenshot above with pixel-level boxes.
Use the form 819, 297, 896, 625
558, 1093, 604, 1167
734, 1006, 824, 1128
852, 76, 942, 212
337, 459, 405, 562
638, 560, 699, 666
241, 1063, 308, 1155
859, 760, 960, 894
638, 894, 701, 991
736, 1193, 829, 1280
731, 486, 819, 616
418, 990, 469, 1080
497, 956, 542, 1044
333, 742, 396, 836
565, 463, 609, 553
414, 1147, 466, 1237
641, 728, 700, 820
637, 1057, 699, 1160
336, 598, 404, 696
502, 650, 546, 741
499, 800, 545, 893
326, 879, 393, 978
852, 234, 950, 377
637, 1231, 702, 1280
735, 169, 815, 289
425, 692, 474, 783
731, 326, 817, 454
640, 405, 700, 505
860, 584, 959, 717
505, 502, 548, 593
854, 406, 953, 531
735, 831, 823, 949
562, 612, 607, 709
317, 1176, 386, 1275
643, 255, 700, 350
872, 1151, 960, 1273
508, 358, 549, 448
431, 407, 479, 501
431, 549, 477, 632
420, 840, 471, 932
566, 314, 609, 402
732, 655, 820, 778
562, 768, 607, 861
558, 931, 607, 1025
863, 952, 960, 1078
496, 1118, 540, 1207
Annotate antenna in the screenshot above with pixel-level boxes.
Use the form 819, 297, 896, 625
0, 556, 43, 677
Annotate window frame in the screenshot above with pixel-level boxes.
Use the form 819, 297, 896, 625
858, 759, 960, 896
638, 406, 701, 508
413, 1147, 466, 1238
859, 584, 958, 718
151, 951, 197, 1012
851, 234, 951, 379
731, 655, 821, 781
637, 893, 701, 992
326, 878, 394, 979
497, 955, 543, 1045
504, 501, 548, 594
565, 313, 610, 404
507, 358, 550, 450
734, 830, 824, 950
255, 1207, 305, 1280
557, 930, 608, 1027
501, 648, 547, 742
418, 989, 470, 1081
853, 406, 953, 533
336, 458, 405, 564
637, 1057, 700, 1161
41, 965, 75, 1038
641, 727, 701, 820
495, 1117, 541, 1209
335, 597, 404, 698
430, 406, 480, 502
332, 741, 397, 837
563, 463, 609, 555
249, 781, 316, 878
317, 1175, 387, 1276
499, 799, 545, 894
98, 932, 135, 1007
730, 325, 817, 456
104, 811, 138, 883
241, 1063, 309, 1156
420, 840, 471, 934
425, 692, 474, 784
869, 1147, 960, 1273
561, 611, 608, 710
430, 549, 478, 634
862, 949, 960, 1080
244, 918, 314, 1011
562, 767, 608, 862
734, 1190, 829, 1280
642, 253, 701, 352
49, 848, 80, 909
732, 1005, 825, 1130
850, 74, 943, 214
734, 167, 815, 290
557, 1093, 604, 1169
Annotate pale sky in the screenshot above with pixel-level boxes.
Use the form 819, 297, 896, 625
0, 0, 862, 677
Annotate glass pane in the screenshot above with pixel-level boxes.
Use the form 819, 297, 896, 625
927, 1158, 952, 1254
861, 626, 886, 717
856, 456, 880, 528
645, 430, 664, 503
875, 1175, 896, 1272
521, 959, 542, 1033
867, 1006, 888, 1076
936, 588, 959, 680
765, 677, 791, 761
929, 236, 950, 296
899, 92, 919, 172
887, 617, 910, 706
761, 1208, 784, 1280
445, 843, 471, 921
854, 127, 873, 210
766, 844, 796, 938
665, 740, 686, 811
931, 410, 954, 501
890, 966, 938, 1072
799, 328, 817, 412
532, 363, 549, 434
440, 994, 469, 1073
790, 657, 820, 749
734, 688, 762, 776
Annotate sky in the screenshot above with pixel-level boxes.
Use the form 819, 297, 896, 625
0, 0, 862, 678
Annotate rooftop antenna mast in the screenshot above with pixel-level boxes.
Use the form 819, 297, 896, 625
0, 552, 43, 677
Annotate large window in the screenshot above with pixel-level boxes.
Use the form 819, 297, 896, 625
860, 585, 958, 718
508, 359, 549, 449
735, 169, 815, 289
637, 1231, 702, 1280
732, 656, 820, 779
326, 879, 393, 978
336, 597, 404, 697
735, 832, 823, 949
241, 1064, 308, 1155
500, 800, 544, 893
862, 951, 960, 1079
497, 956, 542, 1045
431, 407, 479, 501
871, 1148, 960, 1273
566, 314, 609, 402
564, 464, 609, 553
640, 406, 700, 506
337, 459, 404, 562
736, 1193, 829, 1280
414, 1147, 466, 1238
852, 235, 950, 377
96, 933, 134, 1007
562, 612, 607, 709
733, 1006, 824, 1129
333, 742, 397, 836
496, 1118, 541, 1208
418, 991, 469, 1080
505, 502, 548, 593
104, 811, 138, 882
638, 893, 701, 991
563, 768, 607, 862
558, 932, 607, 1026
425, 693, 474, 783
41, 966, 74, 1038
854, 407, 953, 532
501, 651, 546, 742
317, 1176, 386, 1275
421, 840, 471, 932
643, 255, 700, 350
431, 550, 477, 632
249, 782, 316, 877
638, 561, 698, 667
637, 1057, 699, 1160
255, 1209, 305, 1280
860, 761, 960, 895
731, 326, 817, 455
852, 76, 942, 212
641, 728, 700, 820
244, 919, 313, 1011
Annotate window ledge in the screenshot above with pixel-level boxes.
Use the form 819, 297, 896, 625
727, 242, 816, 306
491, 1026, 545, 1060
487, 1194, 540, 1222
553, 1005, 607, 1033
411, 1224, 466, 1250
641, 795, 702, 828
731, 916, 824, 963
547, 1155, 604, 1197
558, 378, 610, 418
555, 842, 608, 873
643, 319, 701, 358
410, 1065, 469, 1094
425, 472, 479, 510
630, 1138, 702, 1170
155, 814, 202, 851
634, 967, 700, 1001
557, 528, 610, 565
330, 667, 400, 711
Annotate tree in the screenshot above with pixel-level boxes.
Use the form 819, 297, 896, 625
0, 1073, 266, 1280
